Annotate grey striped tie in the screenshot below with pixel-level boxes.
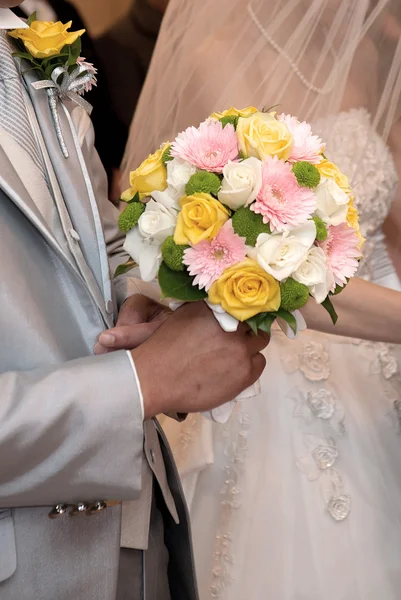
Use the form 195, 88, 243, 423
0, 31, 45, 175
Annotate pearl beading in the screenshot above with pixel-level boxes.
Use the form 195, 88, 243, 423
247, 2, 337, 96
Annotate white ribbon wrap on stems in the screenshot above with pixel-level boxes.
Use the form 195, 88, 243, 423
31, 65, 94, 158
169, 299, 307, 423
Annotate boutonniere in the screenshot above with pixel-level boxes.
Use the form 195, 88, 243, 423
9, 13, 97, 158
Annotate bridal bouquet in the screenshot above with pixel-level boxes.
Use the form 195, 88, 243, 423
118, 106, 363, 335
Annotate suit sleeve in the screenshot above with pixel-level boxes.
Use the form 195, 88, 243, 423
0, 350, 144, 507
0, 111, 147, 508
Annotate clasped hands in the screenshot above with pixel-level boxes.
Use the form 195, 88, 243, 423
94, 296, 270, 418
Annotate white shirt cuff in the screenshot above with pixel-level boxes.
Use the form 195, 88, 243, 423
126, 350, 144, 422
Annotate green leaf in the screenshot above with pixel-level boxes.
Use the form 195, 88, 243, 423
114, 260, 137, 278
331, 279, 349, 296
161, 145, 173, 166
321, 296, 338, 325
246, 315, 260, 335
12, 51, 34, 62
127, 192, 140, 204
220, 115, 239, 129
67, 37, 82, 67
246, 312, 276, 335
158, 262, 207, 302
258, 313, 277, 334
271, 309, 297, 334
27, 12, 37, 26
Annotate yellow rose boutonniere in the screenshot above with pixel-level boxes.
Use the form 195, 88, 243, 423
121, 144, 169, 202
236, 112, 294, 161
208, 258, 281, 321
9, 19, 85, 59
9, 13, 95, 159
174, 193, 230, 246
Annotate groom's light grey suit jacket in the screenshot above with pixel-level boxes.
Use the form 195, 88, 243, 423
0, 41, 197, 600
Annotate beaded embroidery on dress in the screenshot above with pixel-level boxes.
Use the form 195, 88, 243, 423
162, 110, 401, 600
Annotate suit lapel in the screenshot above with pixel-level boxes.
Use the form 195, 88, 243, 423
0, 133, 112, 327
0, 131, 78, 275
15, 56, 113, 327
21, 66, 105, 288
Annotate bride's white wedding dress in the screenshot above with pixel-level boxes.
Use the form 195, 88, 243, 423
161, 108, 401, 599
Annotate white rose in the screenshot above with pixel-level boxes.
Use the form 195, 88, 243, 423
123, 199, 176, 281
218, 158, 262, 209
315, 177, 349, 226
151, 188, 180, 211
138, 199, 176, 242
251, 221, 316, 281
293, 246, 332, 303
166, 158, 197, 200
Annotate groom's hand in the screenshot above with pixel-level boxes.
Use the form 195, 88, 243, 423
94, 295, 171, 355
132, 302, 270, 418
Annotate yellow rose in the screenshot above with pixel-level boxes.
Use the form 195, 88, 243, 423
174, 193, 229, 245
347, 197, 365, 250
121, 144, 168, 201
317, 160, 351, 192
210, 106, 258, 120
236, 112, 293, 161
9, 20, 85, 59
208, 259, 281, 321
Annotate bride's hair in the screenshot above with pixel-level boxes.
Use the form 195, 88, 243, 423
121, 0, 401, 179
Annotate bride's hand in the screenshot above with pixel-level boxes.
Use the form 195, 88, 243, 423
94, 295, 171, 354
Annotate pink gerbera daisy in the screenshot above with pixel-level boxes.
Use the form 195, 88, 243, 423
318, 223, 360, 289
183, 221, 246, 290
251, 155, 316, 231
171, 121, 239, 173
278, 114, 325, 164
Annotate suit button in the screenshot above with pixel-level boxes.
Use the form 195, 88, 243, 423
88, 501, 107, 515
70, 503, 90, 516
106, 300, 113, 315
48, 504, 68, 519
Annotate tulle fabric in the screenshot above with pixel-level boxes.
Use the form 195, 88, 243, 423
121, 0, 401, 181
182, 321, 401, 600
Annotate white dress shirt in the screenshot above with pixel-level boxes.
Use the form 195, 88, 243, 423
19, 0, 56, 22
0, 7, 28, 29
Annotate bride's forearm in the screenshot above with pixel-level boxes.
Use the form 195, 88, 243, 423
300, 277, 401, 343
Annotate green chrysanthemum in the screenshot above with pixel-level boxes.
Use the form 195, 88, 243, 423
280, 278, 310, 312
312, 215, 328, 241
185, 171, 221, 197
220, 115, 239, 130
292, 161, 321, 188
161, 145, 173, 166
161, 236, 189, 272
118, 201, 145, 233
231, 206, 271, 246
